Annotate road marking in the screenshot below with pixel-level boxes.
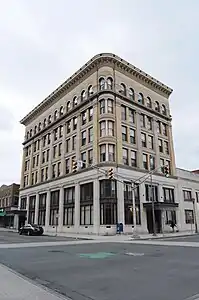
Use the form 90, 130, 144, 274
78, 252, 116, 259
125, 252, 144, 256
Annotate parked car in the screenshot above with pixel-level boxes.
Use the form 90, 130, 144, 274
19, 224, 44, 236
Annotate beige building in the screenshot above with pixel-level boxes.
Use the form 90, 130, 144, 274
18, 53, 198, 235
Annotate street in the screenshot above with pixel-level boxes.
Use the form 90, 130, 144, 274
0, 232, 199, 300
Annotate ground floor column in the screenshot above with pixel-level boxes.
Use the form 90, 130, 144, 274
74, 183, 80, 233
93, 179, 100, 234
117, 181, 125, 225
58, 186, 64, 232
45, 190, 50, 231
13, 215, 19, 229
140, 183, 148, 233
34, 193, 39, 224
26, 195, 30, 224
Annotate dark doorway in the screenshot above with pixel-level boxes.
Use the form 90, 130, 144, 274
146, 209, 162, 234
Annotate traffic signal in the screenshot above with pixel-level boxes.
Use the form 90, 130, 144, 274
164, 166, 169, 177
108, 168, 114, 180
72, 161, 77, 173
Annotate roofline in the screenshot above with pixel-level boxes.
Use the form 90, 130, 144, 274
20, 53, 173, 125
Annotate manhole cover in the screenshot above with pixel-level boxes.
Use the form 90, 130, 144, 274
78, 252, 116, 259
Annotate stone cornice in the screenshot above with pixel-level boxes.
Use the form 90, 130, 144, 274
20, 53, 173, 126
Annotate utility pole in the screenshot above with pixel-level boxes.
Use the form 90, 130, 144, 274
131, 183, 138, 237
150, 174, 157, 236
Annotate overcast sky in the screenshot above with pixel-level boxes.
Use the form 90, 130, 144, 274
0, 0, 198, 185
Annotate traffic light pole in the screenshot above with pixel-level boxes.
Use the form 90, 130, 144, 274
150, 173, 157, 236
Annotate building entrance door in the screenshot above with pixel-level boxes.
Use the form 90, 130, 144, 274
146, 208, 162, 234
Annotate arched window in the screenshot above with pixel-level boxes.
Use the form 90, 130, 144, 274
99, 77, 105, 90
29, 129, 32, 137
60, 106, 64, 116
138, 93, 144, 105
107, 77, 113, 90
129, 88, 134, 100
88, 85, 93, 97
38, 122, 42, 131
81, 90, 86, 102
43, 119, 46, 128
155, 101, 160, 112
120, 83, 126, 96
48, 115, 52, 124
162, 104, 166, 115
146, 97, 152, 108
34, 125, 37, 135
54, 110, 58, 121
73, 96, 78, 107
66, 101, 71, 112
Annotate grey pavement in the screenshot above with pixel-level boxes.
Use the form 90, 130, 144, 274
1, 242, 199, 300
0, 263, 68, 300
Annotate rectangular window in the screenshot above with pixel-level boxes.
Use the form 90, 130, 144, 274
73, 117, 77, 130
36, 154, 39, 166
122, 126, 127, 141
100, 99, 105, 114
81, 131, 86, 146
146, 116, 152, 130
65, 159, 70, 174
166, 160, 171, 174
143, 153, 148, 170
41, 169, 44, 182
57, 162, 61, 176
165, 211, 176, 225
59, 125, 63, 138
140, 114, 145, 127
52, 164, 56, 178
88, 107, 93, 121
100, 144, 106, 162
58, 143, 62, 156
43, 135, 47, 147
130, 129, 135, 144
123, 148, 128, 165
108, 144, 115, 162
66, 121, 71, 134
88, 127, 93, 143
45, 167, 48, 180
100, 121, 106, 137
183, 190, 192, 201
72, 135, 76, 150
148, 135, 153, 149
107, 99, 113, 113
81, 111, 87, 125
162, 123, 167, 136
32, 157, 35, 168
141, 133, 147, 147
100, 180, 116, 198
185, 210, 194, 224
129, 108, 135, 123
66, 139, 70, 153
54, 128, 58, 141
46, 149, 49, 162
108, 121, 114, 136
159, 139, 163, 152
81, 152, 86, 168
47, 133, 51, 144
53, 145, 57, 159
42, 151, 45, 163
121, 105, 127, 120
63, 207, 75, 226
164, 141, 169, 154
131, 150, 137, 167
80, 205, 93, 225
149, 155, 155, 170
160, 158, 164, 172
145, 184, 158, 202
88, 149, 93, 165
163, 188, 175, 203
157, 121, 161, 134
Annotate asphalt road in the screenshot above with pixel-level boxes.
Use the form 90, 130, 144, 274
0, 242, 199, 300
0, 231, 84, 244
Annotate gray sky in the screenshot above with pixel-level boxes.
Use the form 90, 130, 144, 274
0, 0, 198, 185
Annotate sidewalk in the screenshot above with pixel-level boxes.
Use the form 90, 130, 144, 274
45, 230, 198, 241
0, 264, 68, 300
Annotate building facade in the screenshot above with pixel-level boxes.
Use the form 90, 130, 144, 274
0, 183, 26, 228
18, 53, 198, 234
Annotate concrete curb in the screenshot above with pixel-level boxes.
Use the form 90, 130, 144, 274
131, 233, 199, 241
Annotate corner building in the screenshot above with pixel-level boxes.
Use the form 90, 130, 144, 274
19, 53, 179, 235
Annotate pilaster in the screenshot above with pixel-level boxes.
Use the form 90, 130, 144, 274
58, 186, 64, 231
74, 183, 80, 232
34, 193, 39, 224
93, 179, 100, 234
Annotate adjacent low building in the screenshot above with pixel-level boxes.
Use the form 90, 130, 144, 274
18, 53, 199, 235
0, 183, 26, 229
